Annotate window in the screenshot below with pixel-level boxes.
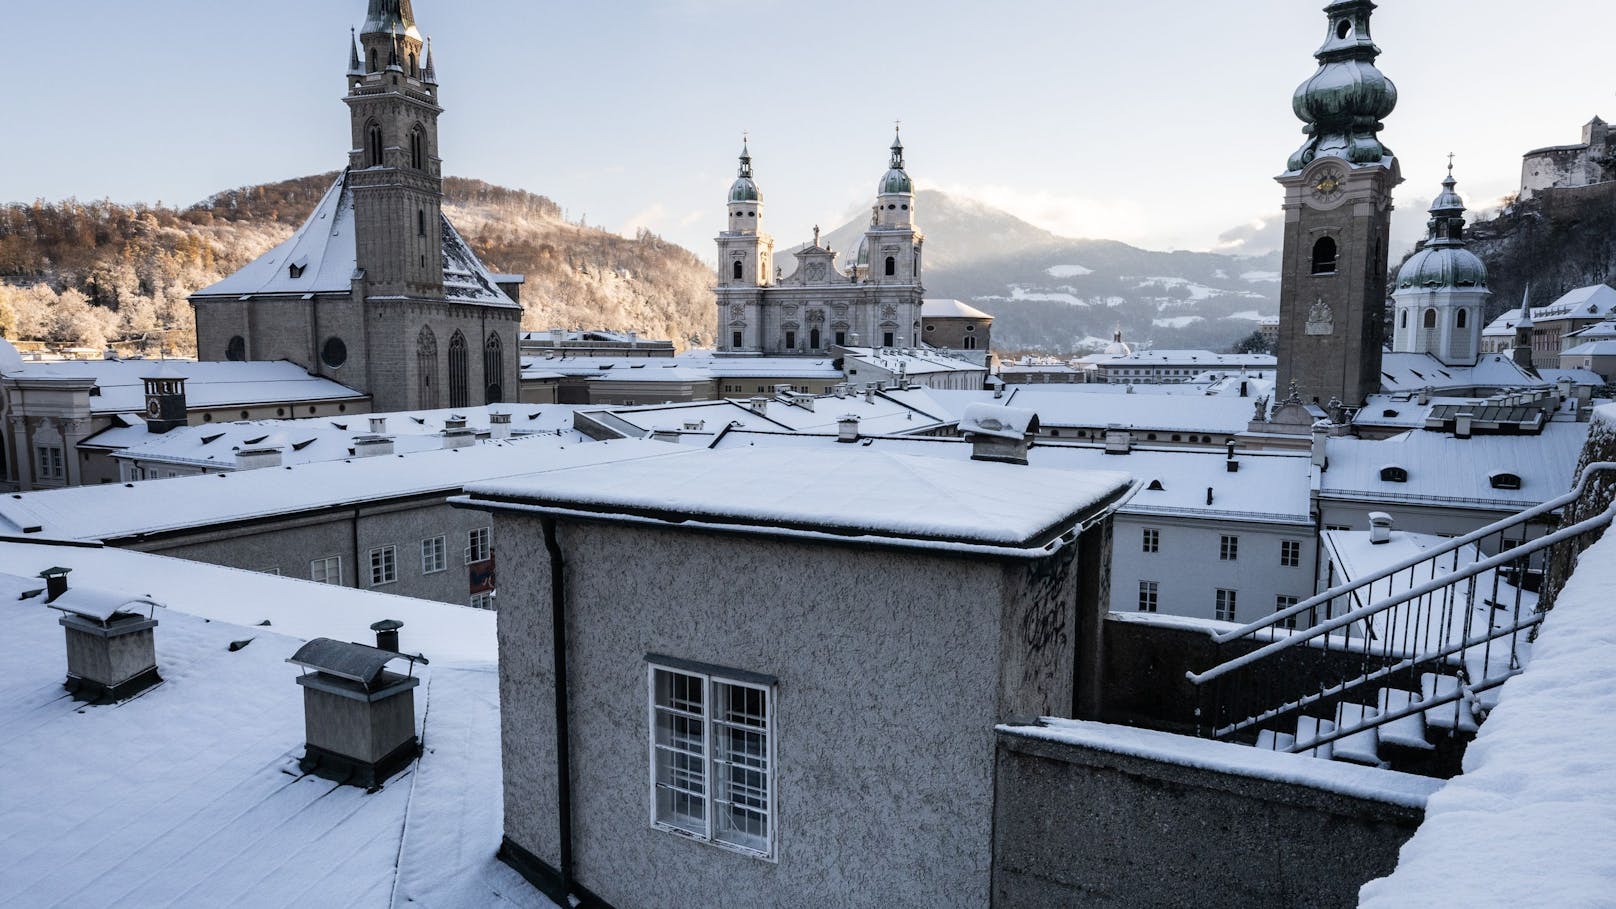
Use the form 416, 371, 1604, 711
1456, 309, 1468, 329
882, 331, 895, 347
368, 47, 378, 73
410, 126, 425, 169
1138, 581, 1159, 613
448, 331, 469, 409
1400, 310, 1408, 329
366, 122, 384, 168
1142, 528, 1160, 553
321, 336, 348, 368
421, 536, 447, 574
1275, 595, 1300, 630
226, 335, 246, 361
809, 327, 821, 349
884, 256, 896, 276
649, 663, 774, 857
1281, 540, 1302, 568
417, 326, 439, 408
466, 526, 492, 564
1379, 466, 1408, 483
310, 556, 342, 585
36, 445, 65, 482
417, 209, 426, 237
484, 333, 505, 404
732, 260, 744, 281
732, 331, 743, 348
368, 545, 397, 587
784, 330, 796, 350
1310, 236, 1337, 275
1325, 524, 1352, 532
1215, 589, 1238, 622
1220, 535, 1239, 561
470, 592, 496, 610
1423, 309, 1437, 329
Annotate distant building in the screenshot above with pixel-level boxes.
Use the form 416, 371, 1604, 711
1519, 116, 1614, 203
518, 330, 675, 359
1088, 349, 1277, 385
715, 132, 924, 355
1390, 169, 1487, 367
920, 298, 993, 352
189, 0, 522, 413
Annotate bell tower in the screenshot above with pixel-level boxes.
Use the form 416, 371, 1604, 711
716, 140, 773, 351
867, 128, 923, 288
345, 0, 444, 298
1275, 0, 1401, 408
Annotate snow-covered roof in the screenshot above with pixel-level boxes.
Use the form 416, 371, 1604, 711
1358, 531, 1616, 908
1564, 319, 1616, 341
7, 358, 365, 414
0, 547, 552, 906
518, 354, 845, 381
1378, 352, 1548, 394
578, 386, 956, 441
0, 437, 679, 543
921, 298, 993, 320
1529, 283, 1616, 323
1559, 339, 1616, 358
999, 388, 1259, 434
193, 172, 517, 309
710, 432, 1313, 524
464, 446, 1133, 553
46, 586, 163, 622
1481, 308, 1522, 337
960, 403, 1037, 440
90, 404, 591, 466
841, 347, 987, 376
1088, 349, 1278, 369
1318, 420, 1590, 509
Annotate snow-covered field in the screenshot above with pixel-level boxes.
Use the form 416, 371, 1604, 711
1152, 315, 1205, 328
1045, 264, 1094, 277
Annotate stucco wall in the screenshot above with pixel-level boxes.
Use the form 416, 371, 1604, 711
494, 513, 1086, 908
992, 732, 1425, 908
1109, 514, 1317, 626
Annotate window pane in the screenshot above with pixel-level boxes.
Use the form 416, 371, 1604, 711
712, 682, 769, 852
652, 669, 707, 837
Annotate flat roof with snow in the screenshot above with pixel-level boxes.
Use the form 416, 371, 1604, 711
462, 446, 1133, 554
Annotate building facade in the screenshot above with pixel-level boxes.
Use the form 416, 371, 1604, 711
715, 133, 924, 355
189, 0, 521, 414
1275, 0, 1400, 407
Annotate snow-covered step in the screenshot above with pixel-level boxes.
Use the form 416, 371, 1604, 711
1331, 704, 1385, 766
1255, 729, 1296, 752
1462, 651, 1521, 711
1293, 717, 1335, 759
1376, 689, 1435, 751
1420, 673, 1480, 733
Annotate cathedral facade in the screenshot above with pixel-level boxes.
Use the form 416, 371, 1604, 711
715, 133, 925, 355
190, 0, 521, 413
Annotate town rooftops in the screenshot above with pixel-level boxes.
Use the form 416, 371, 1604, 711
192, 172, 518, 309
1378, 352, 1547, 394
0, 437, 677, 543
921, 298, 993, 320
577, 386, 956, 441
840, 347, 987, 376
5, 358, 365, 414
461, 446, 1133, 554
1001, 388, 1260, 434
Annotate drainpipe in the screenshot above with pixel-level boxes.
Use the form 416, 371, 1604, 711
539, 515, 575, 900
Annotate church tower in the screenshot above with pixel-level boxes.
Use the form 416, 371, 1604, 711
867, 128, 923, 288
346, 0, 444, 297
1391, 166, 1487, 366
715, 141, 774, 351
1275, 0, 1401, 407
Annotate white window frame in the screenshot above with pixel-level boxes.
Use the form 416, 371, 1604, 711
1141, 528, 1160, 554
368, 545, 397, 587
1216, 588, 1238, 622
647, 661, 776, 860
1220, 534, 1239, 561
1275, 595, 1300, 630
310, 556, 342, 585
36, 444, 65, 482
469, 592, 495, 610
1138, 580, 1159, 613
421, 535, 447, 574
465, 526, 492, 564
1280, 539, 1302, 568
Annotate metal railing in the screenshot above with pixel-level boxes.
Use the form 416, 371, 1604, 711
1186, 462, 1616, 757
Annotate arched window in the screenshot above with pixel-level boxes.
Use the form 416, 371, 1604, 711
417, 209, 426, 237
1423, 309, 1437, 329
416, 326, 439, 409
809, 327, 821, 349
1379, 466, 1409, 483
410, 126, 425, 170
368, 48, 378, 73
448, 331, 469, 408
732, 260, 744, 281
484, 333, 504, 403
408, 53, 418, 78
1311, 237, 1337, 274
366, 122, 384, 168
964, 336, 977, 350
1456, 309, 1468, 329
1400, 310, 1408, 329
225, 336, 246, 362
885, 256, 896, 277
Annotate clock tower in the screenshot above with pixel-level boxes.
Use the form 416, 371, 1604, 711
1275, 0, 1400, 409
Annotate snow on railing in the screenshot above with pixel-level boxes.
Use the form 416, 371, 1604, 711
1186, 462, 1616, 757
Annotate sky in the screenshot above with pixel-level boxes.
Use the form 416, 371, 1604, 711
2, 0, 1611, 262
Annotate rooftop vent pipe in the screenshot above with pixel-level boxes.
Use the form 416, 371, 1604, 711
749, 397, 768, 415
287, 637, 426, 788
1369, 512, 1394, 545
1455, 411, 1474, 440
838, 415, 861, 443
371, 619, 402, 653
370, 416, 388, 434
489, 411, 513, 440
1104, 425, 1132, 456
1225, 439, 1239, 472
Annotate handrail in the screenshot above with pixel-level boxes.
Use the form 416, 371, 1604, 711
1188, 503, 1615, 687
1206, 461, 1616, 646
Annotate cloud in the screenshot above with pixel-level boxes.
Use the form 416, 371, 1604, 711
620, 202, 669, 237
1214, 217, 1284, 256
935, 182, 1153, 242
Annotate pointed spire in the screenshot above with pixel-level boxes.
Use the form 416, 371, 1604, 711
1518, 287, 1534, 327
738, 133, 753, 178
348, 28, 363, 75
422, 37, 436, 84
363, 0, 419, 39
890, 122, 905, 169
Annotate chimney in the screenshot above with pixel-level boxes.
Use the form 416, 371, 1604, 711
1455, 411, 1474, 440
993, 385, 1004, 400
1240, 379, 1249, 398
864, 387, 876, 404
235, 439, 285, 470
287, 638, 425, 788
1311, 423, 1329, 469
833, 384, 847, 399
441, 415, 476, 449
650, 426, 682, 444
489, 410, 513, 440
1205, 486, 1214, 506
369, 416, 388, 434
749, 397, 768, 415
371, 619, 402, 653
1369, 512, 1394, 545
1417, 386, 1431, 406
1104, 425, 1132, 455
837, 415, 861, 443
45, 578, 163, 702
1557, 376, 1574, 401
353, 435, 395, 458
962, 406, 1038, 465
1225, 439, 1239, 472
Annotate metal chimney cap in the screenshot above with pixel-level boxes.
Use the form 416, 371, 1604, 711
369, 619, 404, 633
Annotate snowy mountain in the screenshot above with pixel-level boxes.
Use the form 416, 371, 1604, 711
803, 190, 1281, 354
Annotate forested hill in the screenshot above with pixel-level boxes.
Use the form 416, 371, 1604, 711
0, 173, 717, 353
1454, 183, 1616, 321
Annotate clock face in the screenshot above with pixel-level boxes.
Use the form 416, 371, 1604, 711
1312, 170, 1345, 202
146, 399, 161, 417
